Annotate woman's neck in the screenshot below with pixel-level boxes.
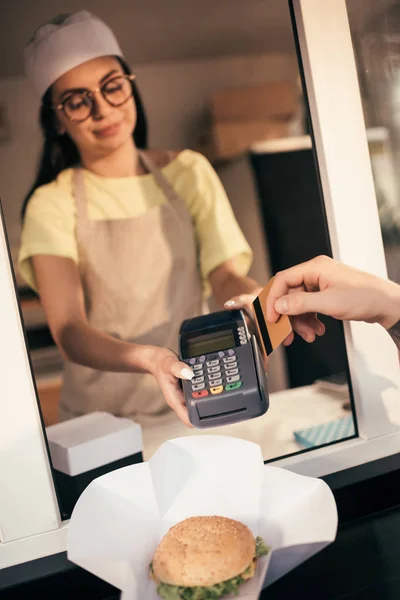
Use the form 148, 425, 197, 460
80, 140, 145, 177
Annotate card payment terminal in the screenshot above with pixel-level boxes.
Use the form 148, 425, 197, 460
179, 309, 269, 428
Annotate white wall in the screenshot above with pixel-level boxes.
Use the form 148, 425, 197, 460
0, 51, 298, 390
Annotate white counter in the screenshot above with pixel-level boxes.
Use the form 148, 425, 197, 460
141, 384, 352, 461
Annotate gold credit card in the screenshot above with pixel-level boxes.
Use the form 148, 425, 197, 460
252, 277, 293, 358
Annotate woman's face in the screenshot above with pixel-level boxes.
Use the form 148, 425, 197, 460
51, 56, 136, 158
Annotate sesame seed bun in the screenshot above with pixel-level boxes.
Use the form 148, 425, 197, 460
152, 516, 256, 587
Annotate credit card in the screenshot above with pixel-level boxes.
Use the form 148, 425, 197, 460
252, 277, 292, 358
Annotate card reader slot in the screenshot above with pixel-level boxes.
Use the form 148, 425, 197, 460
196, 394, 247, 418
199, 407, 247, 420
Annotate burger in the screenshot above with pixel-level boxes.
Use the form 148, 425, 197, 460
149, 516, 270, 599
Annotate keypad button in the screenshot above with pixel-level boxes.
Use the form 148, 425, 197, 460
238, 326, 245, 333
209, 371, 222, 381
218, 351, 226, 358
199, 355, 206, 363
240, 339, 247, 345
210, 385, 224, 395
226, 375, 240, 383
225, 382, 242, 391
225, 368, 239, 376
189, 358, 196, 365
192, 376, 204, 384
193, 364, 203, 371
207, 366, 220, 374
223, 356, 236, 364
228, 349, 236, 356
192, 390, 209, 398
211, 378, 223, 386
192, 383, 205, 391
206, 359, 219, 367
224, 361, 237, 369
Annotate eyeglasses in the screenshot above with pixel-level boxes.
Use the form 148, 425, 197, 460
54, 74, 136, 123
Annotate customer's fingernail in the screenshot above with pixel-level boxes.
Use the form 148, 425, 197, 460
181, 367, 194, 380
225, 300, 236, 307
275, 298, 288, 313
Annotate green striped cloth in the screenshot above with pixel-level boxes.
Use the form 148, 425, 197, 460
294, 416, 356, 448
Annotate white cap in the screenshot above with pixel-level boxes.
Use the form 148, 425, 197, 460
24, 11, 125, 98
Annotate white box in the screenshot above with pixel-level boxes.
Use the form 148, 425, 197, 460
46, 412, 143, 518
67, 435, 337, 599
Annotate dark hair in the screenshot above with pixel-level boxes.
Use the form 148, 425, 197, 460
21, 58, 148, 220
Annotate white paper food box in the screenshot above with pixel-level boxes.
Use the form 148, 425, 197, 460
67, 435, 338, 599
46, 411, 143, 518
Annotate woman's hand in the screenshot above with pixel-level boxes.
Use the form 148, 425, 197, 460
224, 292, 273, 368
142, 346, 195, 427
265, 256, 400, 342
224, 292, 260, 328
32, 256, 195, 426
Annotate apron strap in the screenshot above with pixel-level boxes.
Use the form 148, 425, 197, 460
138, 150, 184, 210
73, 152, 186, 224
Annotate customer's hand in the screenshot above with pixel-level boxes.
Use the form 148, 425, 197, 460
142, 346, 195, 427
266, 256, 400, 344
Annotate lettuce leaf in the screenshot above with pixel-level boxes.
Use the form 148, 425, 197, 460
157, 574, 245, 599
255, 536, 270, 558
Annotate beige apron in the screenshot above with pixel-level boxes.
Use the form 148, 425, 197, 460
58, 150, 204, 427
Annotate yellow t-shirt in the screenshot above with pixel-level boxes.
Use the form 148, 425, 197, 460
18, 149, 253, 296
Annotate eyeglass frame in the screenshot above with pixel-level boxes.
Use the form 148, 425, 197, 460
53, 74, 136, 123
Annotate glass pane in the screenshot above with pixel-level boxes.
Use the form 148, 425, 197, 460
0, 2, 357, 521
347, 0, 400, 284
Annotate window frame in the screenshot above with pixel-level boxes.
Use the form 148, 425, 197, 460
1, 0, 399, 570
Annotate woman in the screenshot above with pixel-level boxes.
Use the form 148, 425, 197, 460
19, 11, 263, 428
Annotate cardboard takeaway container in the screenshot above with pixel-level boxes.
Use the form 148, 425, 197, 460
67, 435, 338, 600
196, 81, 297, 161
46, 411, 143, 519
198, 118, 289, 162
210, 81, 297, 122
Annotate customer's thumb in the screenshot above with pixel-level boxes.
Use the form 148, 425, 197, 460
275, 291, 324, 316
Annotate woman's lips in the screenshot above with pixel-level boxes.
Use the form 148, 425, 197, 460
94, 122, 121, 138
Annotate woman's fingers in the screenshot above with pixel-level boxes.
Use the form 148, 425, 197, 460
151, 353, 195, 428
160, 375, 194, 428
224, 293, 255, 306
169, 358, 194, 381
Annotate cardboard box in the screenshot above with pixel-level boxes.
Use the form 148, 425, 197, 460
68, 435, 338, 600
198, 118, 289, 162
46, 412, 143, 519
211, 82, 297, 122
